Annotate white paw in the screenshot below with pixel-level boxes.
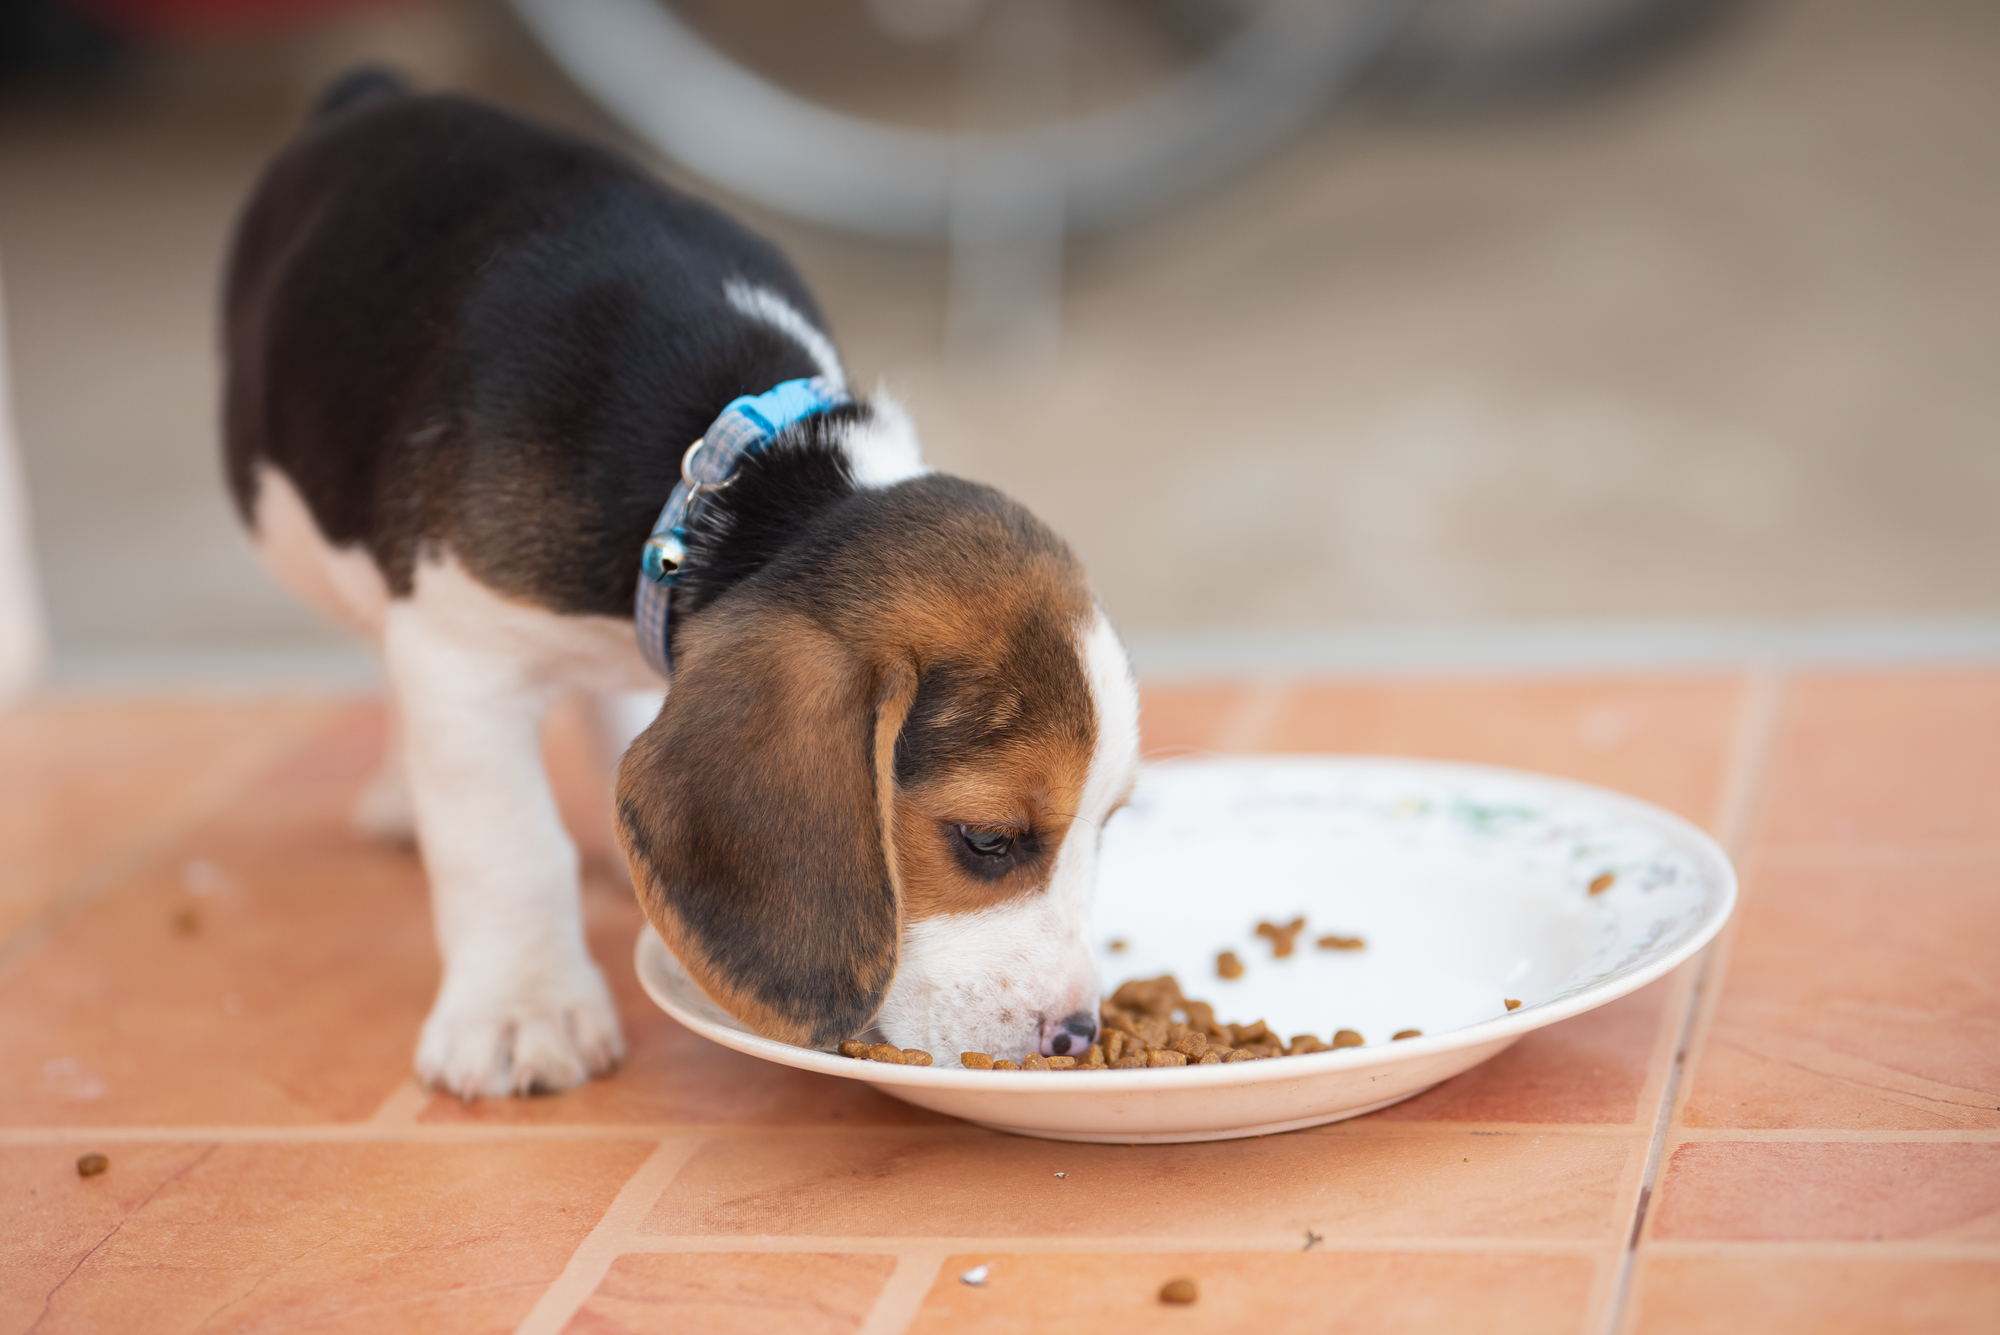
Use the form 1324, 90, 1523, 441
351, 765, 417, 845
415, 957, 626, 1098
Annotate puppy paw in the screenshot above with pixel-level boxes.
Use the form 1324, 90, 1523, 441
415, 958, 626, 1098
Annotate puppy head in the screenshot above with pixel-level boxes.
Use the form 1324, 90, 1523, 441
616, 475, 1139, 1061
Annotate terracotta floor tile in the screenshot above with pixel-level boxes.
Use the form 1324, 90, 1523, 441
1650, 1142, 2000, 1242
0, 704, 438, 1125
1256, 676, 1744, 828
1681, 858, 2000, 1130
908, 1250, 1599, 1335
563, 1253, 897, 1335
416, 882, 954, 1129
1136, 683, 1247, 757
1756, 670, 2000, 851
0, 697, 332, 945
643, 1128, 1639, 1241
1628, 1255, 2000, 1335
1372, 968, 1677, 1125
0, 1140, 652, 1335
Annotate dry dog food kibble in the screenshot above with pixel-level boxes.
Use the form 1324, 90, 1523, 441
1159, 1278, 1199, 1305
76, 1153, 109, 1178
1316, 934, 1365, 950
1589, 872, 1616, 894
1392, 1028, 1423, 1040
1215, 950, 1244, 979
1504, 998, 1522, 1011
840, 973, 1392, 1071
1255, 917, 1307, 957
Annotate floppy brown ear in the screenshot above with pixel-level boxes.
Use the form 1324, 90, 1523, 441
616, 602, 918, 1048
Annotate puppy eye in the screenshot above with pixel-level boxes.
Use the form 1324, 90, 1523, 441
958, 826, 1014, 859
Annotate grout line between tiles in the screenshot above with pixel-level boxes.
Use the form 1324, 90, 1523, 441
0, 703, 335, 980
365, 1079, 429, 1126
856, 1249, 951, 1335
1208, 677, 1293, 751
0, 1119, 1662, 1146
615, 1235, 1617, 1256
1598, 668, 1785, 1335
1668, 1127, 2000, 1142
512, 1137, 704, 1335
1638, 1240, 2000, 1261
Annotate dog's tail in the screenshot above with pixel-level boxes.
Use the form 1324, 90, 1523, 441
312, 65, 410, 121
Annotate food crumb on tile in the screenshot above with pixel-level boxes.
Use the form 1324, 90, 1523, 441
1392, 1029, 1422, 1040
1315, 934, 1364, 950
1108, 938, 1127, 952
1216, 950, 1244, 979
1159, 1277, 1199, 1305
1504, 998, 1522, 1010
75, 1153, 108, 1178
1589, 872, 1616, 894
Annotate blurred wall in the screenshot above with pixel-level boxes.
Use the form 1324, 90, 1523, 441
0, 0, 1994, 683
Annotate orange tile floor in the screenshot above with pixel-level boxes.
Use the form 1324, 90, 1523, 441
2, 672, 1996, 1334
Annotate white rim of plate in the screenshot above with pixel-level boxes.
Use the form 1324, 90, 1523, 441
634, 756, 1738, 1090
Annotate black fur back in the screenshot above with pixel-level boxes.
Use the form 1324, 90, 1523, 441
224, 78, 838, 619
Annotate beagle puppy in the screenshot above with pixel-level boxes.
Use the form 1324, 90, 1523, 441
223, 71, 1141, 1097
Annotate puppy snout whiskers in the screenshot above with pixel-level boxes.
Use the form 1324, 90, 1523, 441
1040, 1010, 1099, 1057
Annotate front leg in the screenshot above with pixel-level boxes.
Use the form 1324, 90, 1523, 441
384, 593, 625, 1098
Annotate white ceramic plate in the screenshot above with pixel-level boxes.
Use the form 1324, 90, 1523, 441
636, 755, 1735, 1143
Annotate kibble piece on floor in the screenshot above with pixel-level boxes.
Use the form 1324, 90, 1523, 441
838, 1040, 871, 1059
1589, 872, 1616, 894
1146, 1049, 1188, 1067
1160, 1277, 1199, 1305
75, 1153, 109, 1178
867, 1043, 906, 1063
961, 1051, 995, 1069
1316, 934, 1365, 950
994, 1059, 1022, 1070
902, 1049, 934, 1066
1332, 1029, 1364, 1048
1108, 938, 1127, 952
1504, 998, 1522, 1011
1392, 1028, 1423, 1040
1216, 950, 1245, 979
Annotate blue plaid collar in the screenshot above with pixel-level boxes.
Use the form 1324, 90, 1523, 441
634, 376, 850, 677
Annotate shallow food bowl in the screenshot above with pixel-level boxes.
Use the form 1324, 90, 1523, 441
636, 756, 1736, 1143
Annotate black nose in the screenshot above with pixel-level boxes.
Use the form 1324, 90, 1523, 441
1048, 1011, 1098, 1056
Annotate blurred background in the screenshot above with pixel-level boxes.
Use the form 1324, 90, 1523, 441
0, 0, 1995, 691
